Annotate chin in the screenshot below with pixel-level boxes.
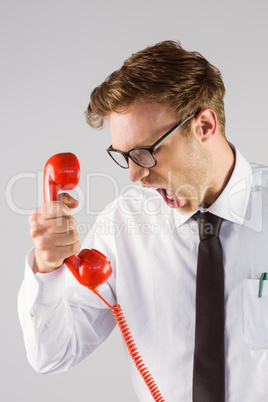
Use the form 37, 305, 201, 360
177, 200, 199, 214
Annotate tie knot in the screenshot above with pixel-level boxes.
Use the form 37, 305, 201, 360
194, 211, 223, 240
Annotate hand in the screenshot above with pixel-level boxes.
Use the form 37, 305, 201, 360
29, 193, 81, 273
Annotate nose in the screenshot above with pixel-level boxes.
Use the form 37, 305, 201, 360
128, 159, 150, 182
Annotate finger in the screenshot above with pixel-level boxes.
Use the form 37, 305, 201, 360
58, 193, 79, 209
34, 228, 80, 251
30, 215, 76, 238
30, 201, 72, 221
51, 216, 77, 234
50, 229, 80, 247
42, 240, 81, 263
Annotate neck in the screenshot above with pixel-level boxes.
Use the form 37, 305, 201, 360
202, 140, 235, 207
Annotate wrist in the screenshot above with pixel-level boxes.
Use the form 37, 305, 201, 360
33, 253, 63, 274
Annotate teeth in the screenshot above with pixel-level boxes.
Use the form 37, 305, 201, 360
166, 194, 174, 200
166, 189, 175, 201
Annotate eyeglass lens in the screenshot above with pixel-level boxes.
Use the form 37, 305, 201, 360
129, 149, 155, 167
109, 148, 155, 168
109, 151, 129, 168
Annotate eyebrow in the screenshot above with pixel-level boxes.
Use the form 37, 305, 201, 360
113, 122, 179, 151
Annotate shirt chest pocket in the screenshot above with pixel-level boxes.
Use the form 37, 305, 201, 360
243, 279, 268, 349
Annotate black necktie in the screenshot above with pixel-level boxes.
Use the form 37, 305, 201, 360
193, 211, 225, 402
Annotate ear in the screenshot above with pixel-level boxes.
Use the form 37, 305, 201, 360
192, 108, 217, 143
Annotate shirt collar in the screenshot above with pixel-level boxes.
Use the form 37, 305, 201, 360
172, 144, 252, 227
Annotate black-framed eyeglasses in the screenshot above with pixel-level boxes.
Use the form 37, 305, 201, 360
106, 113, 196, 169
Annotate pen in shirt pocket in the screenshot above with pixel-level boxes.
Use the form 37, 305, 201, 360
258, 272, 268, 298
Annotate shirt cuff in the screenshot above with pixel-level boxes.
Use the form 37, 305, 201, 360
25, 248, 66, 304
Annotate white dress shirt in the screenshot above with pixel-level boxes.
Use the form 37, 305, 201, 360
18, 147, 268, 401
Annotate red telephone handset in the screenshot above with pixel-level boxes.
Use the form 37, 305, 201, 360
44, 152, 112, 290
43, 153, 165, 402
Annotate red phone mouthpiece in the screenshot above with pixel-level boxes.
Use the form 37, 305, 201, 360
66, 249, 112, 289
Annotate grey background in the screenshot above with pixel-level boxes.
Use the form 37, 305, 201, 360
1, 0, 268, 401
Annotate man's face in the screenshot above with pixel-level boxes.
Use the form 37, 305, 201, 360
108, 102, 213, 213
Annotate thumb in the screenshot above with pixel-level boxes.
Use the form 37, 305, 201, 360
58, 192, 79, 209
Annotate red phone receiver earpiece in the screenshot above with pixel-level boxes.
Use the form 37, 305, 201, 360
43, 152, 112, 288
44, 152, 80, 202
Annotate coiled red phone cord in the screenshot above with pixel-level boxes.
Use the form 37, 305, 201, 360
92, 289, 165, 402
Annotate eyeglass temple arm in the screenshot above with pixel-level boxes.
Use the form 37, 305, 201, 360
152, 113, 196, 151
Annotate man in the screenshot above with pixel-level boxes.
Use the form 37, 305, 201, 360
18, 41, 268, 401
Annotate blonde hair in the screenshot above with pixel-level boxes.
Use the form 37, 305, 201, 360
86, 40, 226, 135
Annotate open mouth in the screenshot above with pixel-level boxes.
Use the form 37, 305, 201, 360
156, 188, 181, 209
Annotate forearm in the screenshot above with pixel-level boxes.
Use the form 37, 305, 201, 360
18, 249, 116, 374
